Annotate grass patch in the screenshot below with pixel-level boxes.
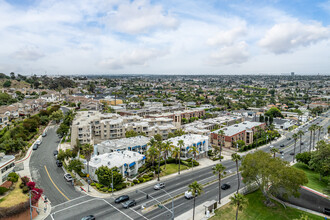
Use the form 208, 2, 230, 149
211, 190, 322, 220
0, 179, 29, 207
160, 163, 189, 176
293, 163, 329, 195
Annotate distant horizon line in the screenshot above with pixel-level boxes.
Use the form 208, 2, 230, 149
7, 73, 330, 76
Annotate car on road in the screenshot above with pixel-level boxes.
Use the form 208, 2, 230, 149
122, 200, 136, 208
64, 173, 73, 182
269, 145, 274, 148
115, 195, 129, 203
287, 138, 291, 141
53, 150, 58, 156
221, 183, 231, 190
280, 144, 285, 148
56, 160, 63, 167
280, 151, 284, 154
301, 143, 304, 145
42, 131, 47, 137
36, 139, 42, 146
290, 152, 295, 156
185, 191, 195, 199
32, 144, 38, 150
81, 215, 95, 220
154, 182, 165, 190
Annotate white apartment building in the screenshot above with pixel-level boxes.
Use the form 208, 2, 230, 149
87, 151, 145, 180
0, 153, 15, 185
167, 134, 209, 160
71, 111, 177, 146
95, 136, 150, 155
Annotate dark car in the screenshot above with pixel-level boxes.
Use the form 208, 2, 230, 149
290, 152, 295, 156
32, 144, 38, 150
53, 150, 58, 156
56, 160, 63, 167
115, 195, 129, 203
280, 144, 285, 148
122, 200, 136, 209
280, 151, 284, 154
287, 138, 291, 141
81, 215, 95, 220
42, 132, 47, 137
300, 143, 304, 145
221, 184, 231, 190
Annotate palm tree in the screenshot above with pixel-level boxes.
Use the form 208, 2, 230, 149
172, 147, 180, 164
218, 130, 225, 162
311, 124, 317, 150
178, 140, 184, 174
230, 193, 248, 220
189, 146, 199, 170
297, 130, 304, 153
157, 141, 164, 181
308, 126, 313, 152
213, 164, 226, 204
270, 148, 279, 158
147, 145, 158, 167
317, 125, 322, 142
231, 153, 241, 194
188, 181, 204, 220
81, 144, 94, 188
292, 133, 298, 162
163, 141, 174, 169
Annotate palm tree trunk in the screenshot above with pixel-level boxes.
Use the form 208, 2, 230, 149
236, 161, 240, 194
164, 153, 167, 169
309, 131, 312, 152
178, 148, 181, 174
293, 141, 296, 162
193, 196, 196, 220
219, 175, 221, 204
299, 136, 302, 153
313, 131, 316, 149
157, 153, 161, 181
273, 152, 275, 158
236, 203, 239, 220
318, 130, 320, 142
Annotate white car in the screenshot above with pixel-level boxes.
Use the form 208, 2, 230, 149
269, 145, 274, 148
36, 139, 42, 146
64, 173, 73, 182
185, 191, 196, 199
154, 183, 165, 190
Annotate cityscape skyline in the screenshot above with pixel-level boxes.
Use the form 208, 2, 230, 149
0, 0, 330, 75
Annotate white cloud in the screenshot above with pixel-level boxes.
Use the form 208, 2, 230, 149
259, 21, 330, 54
99, 48, 167, 69
209, 41, 249, 65
13, 45, 45, 61
105, 0, 178, 34
207, 25, 247, 46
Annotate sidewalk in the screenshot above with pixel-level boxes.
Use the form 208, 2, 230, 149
15, 125, 52, 220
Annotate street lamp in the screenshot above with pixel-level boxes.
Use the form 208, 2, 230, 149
29, 189, 48, 220
159, 188, 174, 220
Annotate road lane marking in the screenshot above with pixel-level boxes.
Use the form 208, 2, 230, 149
51, 195, 89, 209
102, 199, 134, 220
44, 165, 70, 201
129, 207, 149, 220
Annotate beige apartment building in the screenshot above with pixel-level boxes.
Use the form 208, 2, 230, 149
71, 111, 177, 146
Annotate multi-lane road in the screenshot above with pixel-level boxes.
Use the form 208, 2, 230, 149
31, 112, 329, 220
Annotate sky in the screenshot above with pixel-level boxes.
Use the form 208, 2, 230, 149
0, 0, 330, 75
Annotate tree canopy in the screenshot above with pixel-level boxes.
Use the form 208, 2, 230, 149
265, 107, 284, 118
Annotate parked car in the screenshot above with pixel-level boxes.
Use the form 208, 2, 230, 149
269, 145, 274, 148
290, 152, 295, 156
301, 143, 304, 145
81, 215, 95, 220
36, 139, 42, 146
56, 160, 63, 167
115, 195, 129, 203
64, 173, 73, 182
280, 144, 285, 148
122, 200, 136, 208
154, 183, 165, 190
185, 191, 194, 199
42, 131, 47, 137
221, 183, 231, 190
53, 150, 58, 156
324, 207, 330, 215
32, 144, 38, 150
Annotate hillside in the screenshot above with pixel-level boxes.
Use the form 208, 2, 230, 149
0, 79, 30, 89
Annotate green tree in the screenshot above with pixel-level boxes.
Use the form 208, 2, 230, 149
125, 130, 138, 138
3, 80, 11, 88
233, 140, 245, 151
163, 141, 174, 169
172, 147, 180, 164
147, 144, 158, 167
308, 125, 313, 152
230, 193, 248, 220
95, 166, 123, 187
240, 150, 308, 205
295, 152, 311, 165
68, 159, 84, 173
213, 164, 226, 204
157, 141, 164, 181
188, 181, 204, 220
57, 123, 70, 137
265, 107, 284, 118
178, 140, 184, 174
270, 148, 279, 158
231, 153, 241, 194
50, 110, 64, 124
309, 140, 330, 181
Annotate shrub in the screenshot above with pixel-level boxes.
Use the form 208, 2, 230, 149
131, 183, 134, 187
90, 183, 96, 186
114, 182, 127, 191
142, 174, 149, 179
95, 183, 103, 189
133, 179, 139, 184
21, 176, 30, 185
148, 172, 154, 178
212, 156, 224, 161
19, 183, 25, 189
22, 186, 29, 194
0, 186, 8, 195
27, 181, 36, 190
7, 172, 19, 182
138, 177, 144, 183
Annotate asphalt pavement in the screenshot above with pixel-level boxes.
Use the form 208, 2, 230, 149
29, 125, 82, 206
